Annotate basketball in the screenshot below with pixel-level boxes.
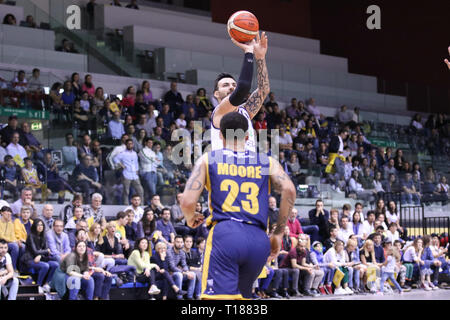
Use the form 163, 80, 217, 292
227, 10, 259, 43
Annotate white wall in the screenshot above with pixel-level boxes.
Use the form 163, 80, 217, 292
0, 24, 55, 50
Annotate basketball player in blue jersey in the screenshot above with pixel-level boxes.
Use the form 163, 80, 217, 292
210, 32, 269, 152
181, 112, 296, 300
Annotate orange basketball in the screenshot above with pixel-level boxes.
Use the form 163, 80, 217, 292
227, 10, 259, 43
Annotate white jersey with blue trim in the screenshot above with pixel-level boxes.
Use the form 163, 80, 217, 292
210, 106, 256, 152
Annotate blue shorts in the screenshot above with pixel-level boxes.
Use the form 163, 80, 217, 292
201, 219, 270, 300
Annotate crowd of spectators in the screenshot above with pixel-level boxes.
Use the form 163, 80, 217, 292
0, 67, 449, 299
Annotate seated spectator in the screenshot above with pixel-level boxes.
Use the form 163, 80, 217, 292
0, 238, 19, 300
359, 239, 379, 292
7, 133, 27, 167
11, 70, 27, 93
20, 122, 44, 161
108, 111, 125, 140
323, 226, 338, 253
49, 82, 63, 118
401, 173, 421, 206
65, 206, 85, 247
83, 193, 107, 230
128, 238, 161, 297
326, 208, 340, 235
46, 219, 71, 262
140, 80, 153, 104
351, 211, 365, 242
195, 88, 213, 118
0, 155, 20, 200
3, 13, 16, 25
345, 238, 365, 293
297, 234, 324, 297
182, 235, 202, 300
337, 216, 354, 245
38, 152, 74, 204
150, 241, 184, 300
403, 238, 431, 290
323, 240, 353, 295
82, 74, 95, 98
73, 100, 90, 132
349, 170, 376, 204
14, 206, 33, 251
61, 240, 94, 300
167, 235, 196, 300
92, 87, 105, 108
287, 208, 303, 248
99, 222, 126, 265
149, 194, 164, 220
435, 176, 449, 205
0, 115, 21, 147
124, 210, 137, 246
308, 199, 330, 242
383, 158, 397, 180
72, 155, 104, 203
87, 222, 103, 252
430, 234, 449, 286
61, 80, 76, 110
0, 206, 20, 270
20, 218, 58, 293
10, 187, 37, 218
156, 208, 176, 246
170, 193, 191, 237
306, 98, 322, 119
337, 105, 353, 123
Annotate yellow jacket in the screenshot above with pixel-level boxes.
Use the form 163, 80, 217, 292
0, 219, 17, 242
14, 218, 32, 243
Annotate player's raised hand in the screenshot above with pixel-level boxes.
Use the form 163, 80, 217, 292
445, 46, 450, 70
253, 31, 268, 60
186, 212, 205, 229
230, 37, 256, 54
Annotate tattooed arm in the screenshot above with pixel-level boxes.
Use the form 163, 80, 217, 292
267, 157, 296, 262
243, 32, 270, 120
180, 154, 207, 228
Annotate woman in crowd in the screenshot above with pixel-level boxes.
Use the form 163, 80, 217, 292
402, 238, 432, 290
386, 200, 407, 239
323, 240, 353, 295
82, 74, 95, 98
128, 237, 161, 297
359, 239, 380, 293
141, 80, 153, 104
87, 222, 103, 251
71, 72, 82, 97
150, 241, 184, 300
351, 211, 365, 243
99, 222, 127, 265
326, 208, 340, 234
136, 208, 160, 247
20, 218, 58, 293
373, 171, 385, 200
60, 240, 94, 300
93, 87, 105, 108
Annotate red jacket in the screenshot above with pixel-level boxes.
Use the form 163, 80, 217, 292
287, 218, 303, 238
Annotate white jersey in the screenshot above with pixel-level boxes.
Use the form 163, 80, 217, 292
210, 106, 256, 152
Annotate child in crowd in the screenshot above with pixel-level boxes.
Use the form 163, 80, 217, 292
310, 241, 335, 295
378, 247, 403, 295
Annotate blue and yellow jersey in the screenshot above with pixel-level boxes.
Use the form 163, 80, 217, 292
205, 149, 271, 230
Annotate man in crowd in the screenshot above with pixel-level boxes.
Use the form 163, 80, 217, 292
114, 139, 144, 205
0, 207, 19, 270
46, 219, 71, 262
308, 200, 330, 242
72, 154, 104, 202
156, 208, 176, 246
125, 194, 144, 223
167, 235, 196, 300
0, 238, 19, 300
10, 188, 37, 219
84, 193, 107, 229
40, 204, 55, 233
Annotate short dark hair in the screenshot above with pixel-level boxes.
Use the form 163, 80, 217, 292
175, 235, 184, 241
0, 238, 7, 245
116, 211, 128, 220
196, 237, 205, 246
375, 225, 384, 231
131, 194, 140, 199
1, 206, 12, 213
183, 235, 193, 242
162, 207, 171, 215
4, 155, 12, 162
219, 112, 248, 139
366, 210, 375, 217
75, 228, 87, 238
214, 73, 235, 92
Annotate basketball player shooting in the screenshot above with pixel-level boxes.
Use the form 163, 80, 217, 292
180, 112, 296, 300
210, 31, 269, 152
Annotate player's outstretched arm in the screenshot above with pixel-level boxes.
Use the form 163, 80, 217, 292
212, 39, 256, 128
267, 157, 296, 262
243, 31, 270, 120
181, 154, 207, 228
445, 46, 450, 70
